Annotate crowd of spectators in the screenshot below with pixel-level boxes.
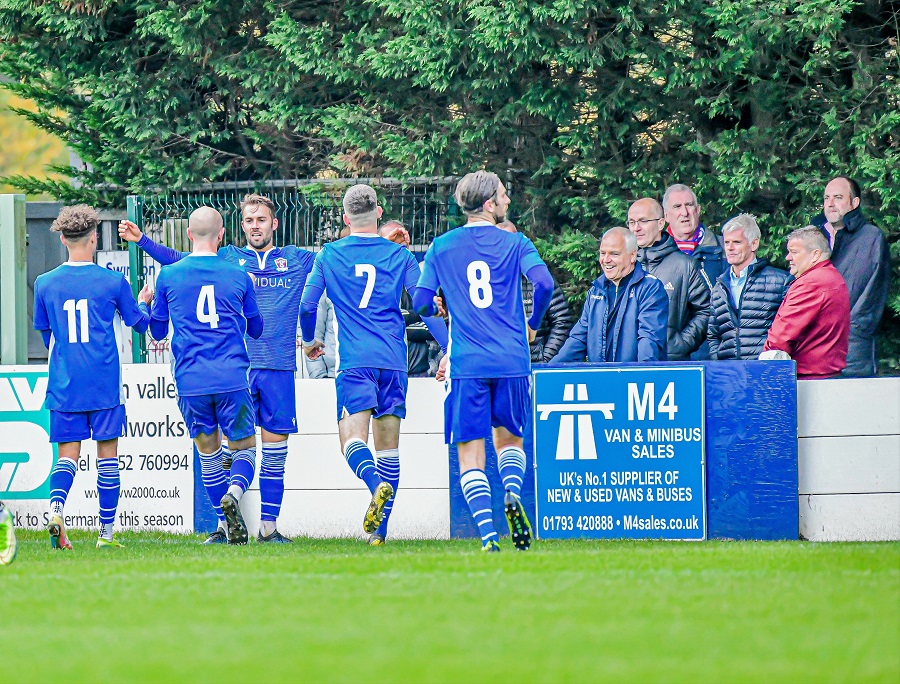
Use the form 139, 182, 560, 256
304, 175, 890, 380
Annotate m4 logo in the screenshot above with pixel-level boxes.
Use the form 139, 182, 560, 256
0, 373, 54, 498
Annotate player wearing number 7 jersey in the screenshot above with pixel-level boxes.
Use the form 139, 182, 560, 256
413, 171, 554, 552
149, 207, 264, 545
33, 205, 153, 551
299, 185, 447, 544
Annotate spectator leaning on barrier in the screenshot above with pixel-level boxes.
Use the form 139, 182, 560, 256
763, 226, 850, 379
708, 214, 793, 360
497, 220, 573, 362
555, 227, 668, 363
663, 183, 727, 282
811, 176, 890, 377
628, 198, 711, 360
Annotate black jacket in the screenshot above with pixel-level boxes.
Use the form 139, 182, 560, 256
638, 234, 712, 360
812, 207, 890, 376
708, 259, 793, 360
523, 277, 573, 362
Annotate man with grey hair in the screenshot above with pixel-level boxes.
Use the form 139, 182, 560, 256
663, 183, 727, 282
556, 227, 668, 363
627, 197, 711, 360
299, 184, 447, 545
764, 226, 850, 378
708, 214, 792, 360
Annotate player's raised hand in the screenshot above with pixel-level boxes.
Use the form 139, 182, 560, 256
303, 339, 325, 360
138, 284, 154, 305
118, 220, 143, 243
435, 354, 448, 381
382, 224, 410, 248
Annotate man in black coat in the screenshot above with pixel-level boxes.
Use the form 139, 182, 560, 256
708, 214, 792, 360
811, 176, 890, 377
628, 198, 711, 360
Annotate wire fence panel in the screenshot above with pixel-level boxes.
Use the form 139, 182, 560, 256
122, 177, 460, 254
124, 177, 459, 362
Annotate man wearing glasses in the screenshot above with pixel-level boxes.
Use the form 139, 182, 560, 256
627, 198, 711, 361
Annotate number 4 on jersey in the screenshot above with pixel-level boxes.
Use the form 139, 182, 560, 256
196, 285, 220, 328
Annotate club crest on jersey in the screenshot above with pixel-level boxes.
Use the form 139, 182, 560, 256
275, 257, 288, 272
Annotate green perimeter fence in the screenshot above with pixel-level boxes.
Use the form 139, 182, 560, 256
125, 177, 460, 362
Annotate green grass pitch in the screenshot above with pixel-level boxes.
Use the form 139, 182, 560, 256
3, 531, 898, 683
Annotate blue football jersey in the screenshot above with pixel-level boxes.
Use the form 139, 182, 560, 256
218, 245, 314, 371
33, 262, 150, 411
303, 235, 420, 372
417, 222, 546, 378
136, 237, 314, 371
150, 254, 260, 396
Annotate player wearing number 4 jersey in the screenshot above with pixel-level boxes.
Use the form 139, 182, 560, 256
149, 207, 264, 545
300, 185, 448, 545
33, 205, 153, 551
414, 171, 553, 552
120, 194, 315, 544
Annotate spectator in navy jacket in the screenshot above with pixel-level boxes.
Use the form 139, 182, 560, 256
708, 214, 792, 360
811, 176, 890, 377
763, 226, 850, 379
555, 227, 669, 363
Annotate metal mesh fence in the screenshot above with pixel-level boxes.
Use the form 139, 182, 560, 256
124, 177, 460, 254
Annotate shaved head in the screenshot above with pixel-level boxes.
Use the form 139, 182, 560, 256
189, 206, 224, 239
631, 198, 663, 216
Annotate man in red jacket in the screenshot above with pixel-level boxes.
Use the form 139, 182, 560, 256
764, 226, 850, 378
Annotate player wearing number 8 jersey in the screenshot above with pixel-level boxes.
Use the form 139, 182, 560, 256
33, 205, 153, 550
149, 207, 264, 545
414, 171, 554, 552
299, 185, 446, 544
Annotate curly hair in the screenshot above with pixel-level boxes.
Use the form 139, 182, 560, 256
50, 205, 99, 240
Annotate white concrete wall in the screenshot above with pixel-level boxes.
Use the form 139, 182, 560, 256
798, 378, 900, 541
240, 378, 450, 540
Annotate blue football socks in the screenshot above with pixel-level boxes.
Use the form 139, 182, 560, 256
49, 457, 77, 516
460, 469, 499, 546
498, 446, 527, 497
198, 447, 228, 522
375, 449, 400, 538
344, 439, 382, 494
259, 441, 288, 522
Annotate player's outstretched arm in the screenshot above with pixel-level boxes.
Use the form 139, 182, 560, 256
525, 263, 554, 330
299, 255, 326, 345
118, 220, 187, 266
246, 313, 264, 340
412, 287, 439, 317
32, 279, 51, 349
148, 275, 170, 341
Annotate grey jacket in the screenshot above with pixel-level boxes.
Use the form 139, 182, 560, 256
812, 208, 890, 376
638, 234, 712, 360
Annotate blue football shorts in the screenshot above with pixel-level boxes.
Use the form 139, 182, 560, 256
335, 368, 408, 422
249, 369, 297, 434
177, 389, 256, 441
444, 376, 531, 444
49, 405, 126, 443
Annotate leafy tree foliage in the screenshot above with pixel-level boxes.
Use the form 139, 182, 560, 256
0, 0, 897, 366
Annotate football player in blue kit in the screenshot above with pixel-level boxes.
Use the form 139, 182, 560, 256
147, 206, 264, 545
33, 205, 153, 550
300, 185, 447, 544
119, 194, 311, 544
413, 171, 554, 552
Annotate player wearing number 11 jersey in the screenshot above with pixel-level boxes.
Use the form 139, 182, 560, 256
33, 205, 152, 550
149, 206, 264, 545
414, 171, 553, 552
